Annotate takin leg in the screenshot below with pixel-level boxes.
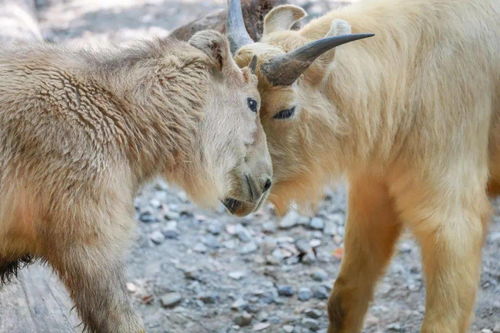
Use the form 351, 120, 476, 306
328, 175, 402, 333
396, 182, 490, 333
42, 216, 144, 333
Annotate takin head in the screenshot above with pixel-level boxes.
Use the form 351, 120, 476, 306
225, 0, 374, 214
181, 30, 273, 216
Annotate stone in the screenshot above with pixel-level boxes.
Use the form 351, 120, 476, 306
312, 286, 329, 300
149, 231, 164, 244
199, 294, 217, 304
193, 243, 207, 253
279, 210, 300, 229
311, 270, 328, 282
207, 222, 222, 235
235, 224, 252, 242
231, 298, 248, 311
252, 322, 271, 331
202, 235, 220, 249
283, 325, 294, 333
277, 285, 294, 297
304, 309, 322, 319
298, 288, 313, 301
239, 242, 258, 254
302, 318, 320, 331
160, 293, 182, 308
234, 312, 253, 327
229, 271, 245, 280
139, 211, 156, 223
309, 217, 324, 230
162, 229, 179, 239
493, 323, 500, 333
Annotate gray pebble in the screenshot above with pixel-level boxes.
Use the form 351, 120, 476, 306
304, 309, 322, 319
139, 211, 156, 223
301, 318, 320, 331
235, 224, 252, 242
309, 217, 324, 230
234, 312, 253, 327
199, 294, 217, 304
277, 285, 295, 297
193, 243, 207, 253
239, 242, 258, 254
207, 222, 222, 235
202, 235, 220, 249
311, 270, 328, 282
162, 229, 179, 239
149, 231, 164, 244
231, 298, 248, 311
312, 286, 329, 300
279, 210, 300, 229
298, 287, 313, 301
160, 293, 182, 308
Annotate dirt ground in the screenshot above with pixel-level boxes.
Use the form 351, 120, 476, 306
0, 1, 499, 332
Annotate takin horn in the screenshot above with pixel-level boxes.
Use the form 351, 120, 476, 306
226, 0, 255, 54
261, 33, 374, 86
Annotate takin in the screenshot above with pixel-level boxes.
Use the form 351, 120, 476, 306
227, 0, 500, 332
0, 30, 272, 332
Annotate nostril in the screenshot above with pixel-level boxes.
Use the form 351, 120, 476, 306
263, 178, 272, 192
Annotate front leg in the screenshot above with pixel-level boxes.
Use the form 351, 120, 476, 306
328, 175, 402, 333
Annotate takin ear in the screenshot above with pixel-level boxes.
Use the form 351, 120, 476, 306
326, 19, 352, 37
263, 5, 307, 36
188, 30, 235, 72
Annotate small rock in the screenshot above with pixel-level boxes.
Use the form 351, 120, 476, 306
160, 293, 182, 308
277, 285, 295, 297
493, 323, 500, 333
139, 211, 156, 223
231, 298, 248, 311
387, 323, 402, 331
279, 210, 300, 229
239, 242, 258, 254
298, 287, 313, 301
309, 217, 324, 230
323, 221, 336, 236
202, 235, 220, 249
229, 271, 245, 280
193, 243, 207, 253
162, 229, 179, 239
235, 224, 252, 242
311, 270, 328, 282
262, 222, 276, 233
304, 309, 322, 319
481, 330, 493, 333
302, 318, 320, 331
149, 231, 165, 244
207, 222, 222, 235
126, 282, 137, 293
199, 294, 217, 304
283, 325, 294, 333
312, 286, 329, 300
234, 312, 253, 327
252, 322, 271, 331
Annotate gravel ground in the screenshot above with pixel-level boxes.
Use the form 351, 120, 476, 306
4, 0, 500, 332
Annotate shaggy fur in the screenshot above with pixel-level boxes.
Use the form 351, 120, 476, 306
0, 30, 272, 332
234, 0, 499, 332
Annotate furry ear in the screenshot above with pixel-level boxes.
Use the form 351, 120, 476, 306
188, 30, 234, 72
263, 5, 307, 35
326, 19, 352, 37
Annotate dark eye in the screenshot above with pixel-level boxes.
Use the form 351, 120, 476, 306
247, 98, 258, 112
273, 106, 296, 119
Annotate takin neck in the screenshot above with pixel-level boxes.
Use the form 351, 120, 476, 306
85, 39, 211, 187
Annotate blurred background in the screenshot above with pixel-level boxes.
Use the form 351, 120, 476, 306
0, 1, 498, 332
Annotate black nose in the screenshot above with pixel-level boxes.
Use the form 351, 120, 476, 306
263, 178, 272, 192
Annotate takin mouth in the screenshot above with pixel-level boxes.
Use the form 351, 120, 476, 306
222, 198, 242, 214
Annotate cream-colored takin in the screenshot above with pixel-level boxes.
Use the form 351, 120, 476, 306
0, 30, 272, 332
227, 0, 500, 332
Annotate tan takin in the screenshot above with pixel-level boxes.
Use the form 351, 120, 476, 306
0, 30, 272, 332
227, 0, 500, 332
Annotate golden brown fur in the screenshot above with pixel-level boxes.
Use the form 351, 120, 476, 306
0, 30, 272, 332
234, 0, 499, 331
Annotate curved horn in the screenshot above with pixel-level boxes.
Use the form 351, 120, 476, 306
261, 33, 374, 86
226, 0, 255, 54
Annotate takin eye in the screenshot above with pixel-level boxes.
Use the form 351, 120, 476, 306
247, 98, 258, 112
273, 106, 296, 119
